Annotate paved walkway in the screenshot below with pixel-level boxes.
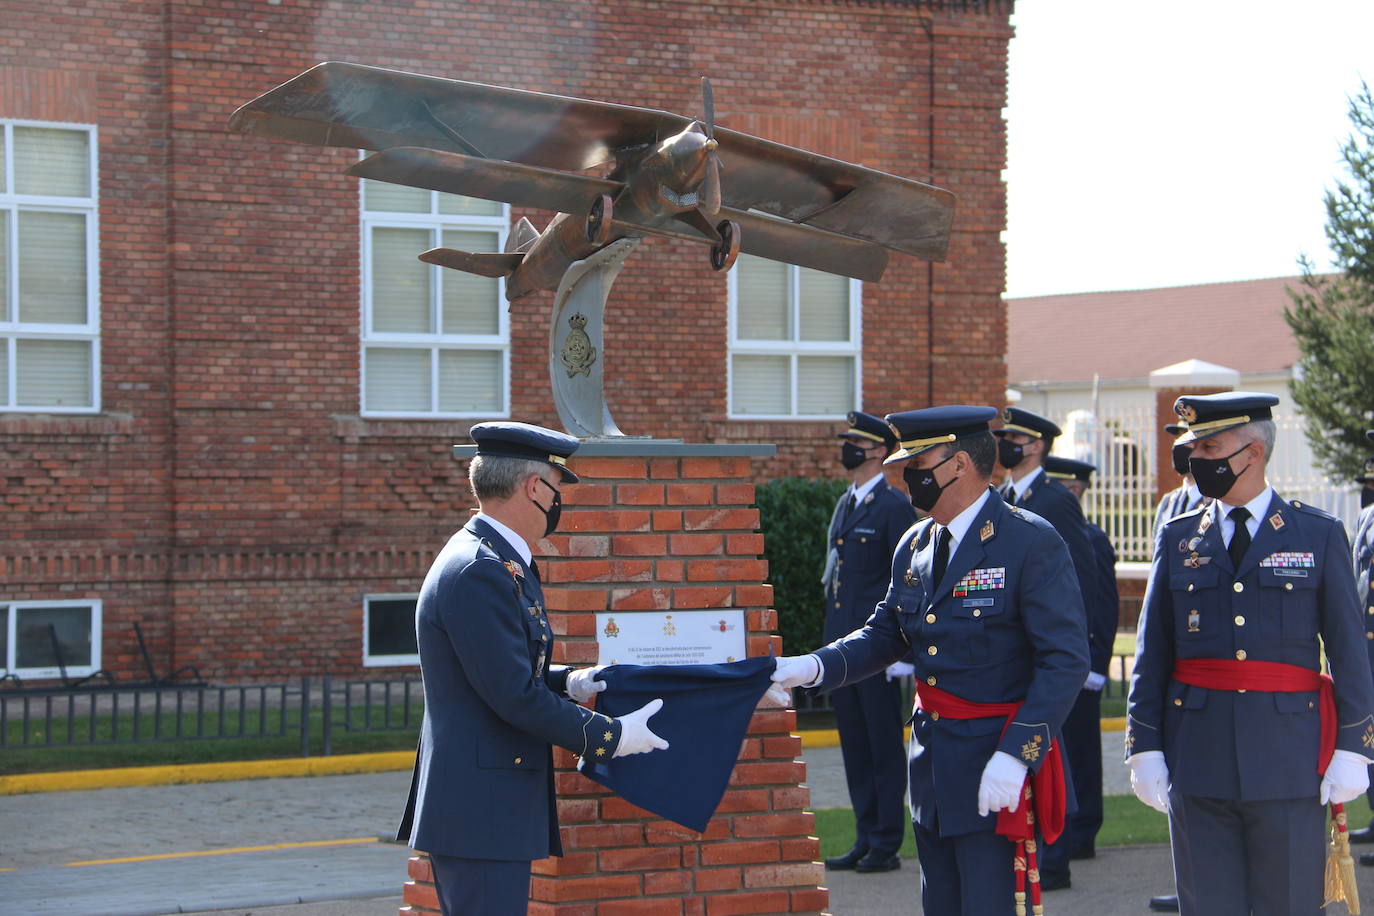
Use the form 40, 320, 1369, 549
0, 733, 1361, 915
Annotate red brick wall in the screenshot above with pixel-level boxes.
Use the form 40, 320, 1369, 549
2, 0, 1013, 681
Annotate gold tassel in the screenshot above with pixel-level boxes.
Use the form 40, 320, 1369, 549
1326, 804, 1360, 914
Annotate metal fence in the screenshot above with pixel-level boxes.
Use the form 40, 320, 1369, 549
0, 676, 423, 756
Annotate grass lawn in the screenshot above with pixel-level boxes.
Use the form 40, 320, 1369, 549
814, 795, 1374, 859
1, 706, 419, 776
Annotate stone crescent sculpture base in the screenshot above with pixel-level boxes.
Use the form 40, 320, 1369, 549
548, 237, 643, 438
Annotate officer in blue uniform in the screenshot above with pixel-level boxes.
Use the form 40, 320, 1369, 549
1346, 431, 1374, 857
993, 405, 1096, 889
821, 411, 919, 873
1127, 393, 1374, 916
1044, 456, 1120, 861
1153, 423, 1206, 540
770, 406, 1089, 916
397, 422, 669, 915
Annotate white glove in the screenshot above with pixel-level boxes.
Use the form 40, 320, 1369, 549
566, 665, 607, 703
771, 655, 821, 689
612, 698, 669, 757
977, 751, 1029, 817
885, 661, 915, 682
760, 684, 792, 708
1129, 750, 1170, 813
1321, 749, 1371, 805
1083, 671, 1107, 691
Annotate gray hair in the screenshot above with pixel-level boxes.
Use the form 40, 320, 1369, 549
469, 455, 551, 502
1239, 419, 1276, 462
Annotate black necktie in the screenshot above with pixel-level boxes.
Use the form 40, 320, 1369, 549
1227, 507, 1251, 569
529, 559, 541, 582
932, 527, 951, 585
1003, 484, 1016, 506
838, 492, 856, 529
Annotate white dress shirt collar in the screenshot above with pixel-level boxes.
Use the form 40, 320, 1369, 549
1011, 465, 1044, 500
474, 512, 533, 566
1216, 484, 1274, 543
937, 487, 993, 553
850, 471, 886, 504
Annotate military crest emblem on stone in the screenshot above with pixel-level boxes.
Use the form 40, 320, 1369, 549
560, 312, 597, 377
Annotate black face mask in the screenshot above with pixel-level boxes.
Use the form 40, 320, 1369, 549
840, 442, 869, 470
1172, 443, 1193, 477
1362, 486, 1374, 510
997, 438, 1025, 470
532, 478, 563, 537
903, 453, 957, 512
1188, 444, 1251, 500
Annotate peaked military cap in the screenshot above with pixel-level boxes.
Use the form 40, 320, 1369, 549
994, 406, 1062, 440
1044, 455, 1096, 484
1173, 391, 1279, 443
1164, 422, 1188, 436
837, 410, 898, 449
469, 421, 580, 483
883, 406, 998, 464
1357, 455, 1374, 486
1367, 430, 1374, 444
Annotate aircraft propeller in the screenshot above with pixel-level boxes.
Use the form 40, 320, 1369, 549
699, 76, 722, 217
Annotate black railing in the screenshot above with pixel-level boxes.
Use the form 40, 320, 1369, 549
0, 676, 425, 756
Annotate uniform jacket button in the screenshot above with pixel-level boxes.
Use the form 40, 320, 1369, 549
1235, 649, 1247, 660
926, 613, 936, 624
514, 756, 522, 764
926, 676, 937, 686
927, 645, 938, 656
1233, 582, 1244, 593
1234, 616, 1245, 626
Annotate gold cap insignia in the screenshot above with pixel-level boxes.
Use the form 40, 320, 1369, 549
1176, 403, 1198, 424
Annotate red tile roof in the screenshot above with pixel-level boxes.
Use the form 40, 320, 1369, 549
1006, 275, 1313, 385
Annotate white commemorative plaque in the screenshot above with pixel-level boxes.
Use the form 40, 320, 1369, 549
595, 609, 747, 666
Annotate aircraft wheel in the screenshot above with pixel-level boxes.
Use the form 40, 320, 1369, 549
710, 220, 740, 272
586, 194, 613, 246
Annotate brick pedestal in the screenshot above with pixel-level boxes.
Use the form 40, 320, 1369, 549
401, 443, 828, 916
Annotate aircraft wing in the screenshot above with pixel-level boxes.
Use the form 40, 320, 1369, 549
350, 147, 622, 214
229, 61, 693, 171
713, 128, 955, 261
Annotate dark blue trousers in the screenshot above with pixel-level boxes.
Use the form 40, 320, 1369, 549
1169, 791, 1325, 916
913, 820, 1016, 916
1040, 687, 1102, 880
430, 853, 531, 916
831, 673, 908, 855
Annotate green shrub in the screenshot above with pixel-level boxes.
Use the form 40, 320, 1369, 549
756, 477, 849, 655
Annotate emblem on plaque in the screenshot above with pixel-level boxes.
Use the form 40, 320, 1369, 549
663, 615, 677, 637
603, 617, 620, 638
560, 312, 597, 377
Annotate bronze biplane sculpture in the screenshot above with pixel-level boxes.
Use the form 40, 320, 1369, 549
229, 64, 956, 435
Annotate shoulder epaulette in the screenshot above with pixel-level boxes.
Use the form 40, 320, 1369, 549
1288, 499, 1339, 523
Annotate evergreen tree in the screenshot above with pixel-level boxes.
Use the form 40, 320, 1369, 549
1284, 81, 1374, 481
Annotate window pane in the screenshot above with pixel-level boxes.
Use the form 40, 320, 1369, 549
798, 268, 850, 342
365, 347, 431, 412
736, 255, 790, 340
438, 193, 503, 217
368, 598, 419, 657
0, 137, 6, 193
18, 210, 86, 324
438, 348, 502, 413
0, 211, 8, 322
731, 354, 790, 415
14, 128, 90, 198
441, 230, 500, 334
0, 341, 7, 405
363, 179, 430, 213
371, 227, 432, 333
797, 356, 855, 415
15, 606, 93, 669
17, 338, 91, 407
0, 607, 8, 670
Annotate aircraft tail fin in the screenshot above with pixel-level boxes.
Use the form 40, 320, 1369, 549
419, 247, 523, 279
505, 217, 539, 253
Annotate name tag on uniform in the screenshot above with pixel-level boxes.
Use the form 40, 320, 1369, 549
1260, 551, 1314, 570
952, 567, 1005, 597
856, 527, 877, 535
962, 598, 995, 607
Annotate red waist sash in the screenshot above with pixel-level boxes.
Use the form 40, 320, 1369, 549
1171, 658, 1335, 773
915, 683, 1066, 845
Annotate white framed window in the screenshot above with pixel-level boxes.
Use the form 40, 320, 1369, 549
0, 599, 102, 679
360, 177, 510, 418
727, 254, 861, 418
0, 120, 101, 413
363, 594, 419, 667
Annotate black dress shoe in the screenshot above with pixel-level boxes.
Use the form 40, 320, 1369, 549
1038, 872, 1070, 891
1069, 844, 1095, 860
824, 846, 869, 870
1148, 895, 1180, 912
854, 851, 902, 873
1349, 823, 1374, 844
1360, 851, 1374, 867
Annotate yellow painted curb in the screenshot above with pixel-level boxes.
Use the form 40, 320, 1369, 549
797, 717, 1126, 747
0, 750, 415, 797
